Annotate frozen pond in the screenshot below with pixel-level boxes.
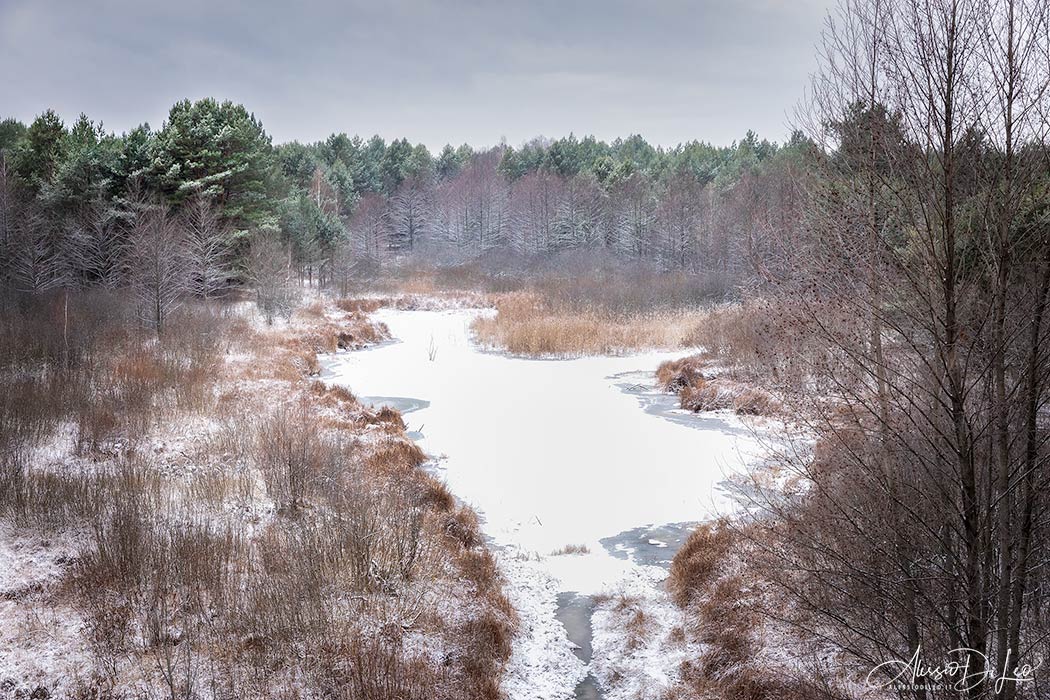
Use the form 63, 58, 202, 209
323, 308, 765, 699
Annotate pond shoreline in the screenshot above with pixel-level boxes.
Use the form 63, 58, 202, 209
321, 305, 766, 700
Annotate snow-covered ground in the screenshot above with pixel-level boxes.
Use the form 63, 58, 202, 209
323, 308, 766, 699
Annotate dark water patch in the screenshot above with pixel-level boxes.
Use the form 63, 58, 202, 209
600, 521, 699, 570
555, 592, 603, 700
355, 395, 431, 416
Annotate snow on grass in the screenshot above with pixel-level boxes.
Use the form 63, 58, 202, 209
591, 565, 701, 700
0, 524, 83, 595
0, 600, 92, 697
0, 524, 91, 696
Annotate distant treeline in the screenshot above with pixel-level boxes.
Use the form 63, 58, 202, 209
0, 101, 809, 299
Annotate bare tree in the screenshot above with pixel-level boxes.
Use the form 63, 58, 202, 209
0, 153, 12, 288
654, 170, 701, 270
612, 172, 657, 259
508, 170, 560, 255
553, 174, 602, 251
68, 198, 128, 289
8, 206, 68, 294
740, 3, 1050, 700
181, 192, 232, 300
246, 231, 297, 325
350, 193, 390, 267
389, 176, 430, 252
128, 202, 188, 335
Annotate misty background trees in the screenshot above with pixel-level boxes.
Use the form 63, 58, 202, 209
0, 97, 804, 311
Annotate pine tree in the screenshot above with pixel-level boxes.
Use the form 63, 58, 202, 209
151, 98, 277, 235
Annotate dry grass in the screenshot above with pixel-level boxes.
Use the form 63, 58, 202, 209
445, 505, 483, 549
550, 543, 590, 556
472, 291, 705, 357
624, 608, 651, 651
658, 350, 781, 417
665, 521, 856, 700
0, 294, 221, 462
732, 387, 780, 415
679, 383, 734, 412
334, 297, 388, 314
655, 355, 706, 393
0, 455, 107, 530
0, 291, 515, 700
681, 298, 848, 399
259, 303, 391, 380
667, 521, 734, 608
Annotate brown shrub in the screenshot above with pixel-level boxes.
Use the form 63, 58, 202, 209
74, 397, 123, 455
625, 608, 650, 651
299, 300, 326, 318
308, 381, 361, 415
680, 660, 822, 700
311, 635, 443, 700
300, 328, 340, 354
458, 548, 501, 596
337, 320, 390, 349
445, 506, 483, 549
679, 383, 733, 412
253, 399, 328, 514
0, 290, 517, 700
0, 455, 106, 529
364, 439, 428, 476
71, 499, 245, 673
460, 611, 515, 696
682, 302, 769, 362
360, 406, 406, 430
698, 574, 753, 627
334, 298, 386, 314
668, 522, 734, 607
656, 356, 706, 393
418, 475, 456, 512
732, 388, 779, 416
682, 299, 844, 397
0, 374, 64, 455
297, 348, 322, 375
696, 612, 755, 679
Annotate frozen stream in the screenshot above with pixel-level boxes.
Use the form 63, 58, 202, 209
323, 308, 765, 700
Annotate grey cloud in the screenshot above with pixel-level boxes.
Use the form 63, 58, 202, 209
0, 0, 832, 149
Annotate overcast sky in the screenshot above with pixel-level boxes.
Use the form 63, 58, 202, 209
0, 0, 832, 151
